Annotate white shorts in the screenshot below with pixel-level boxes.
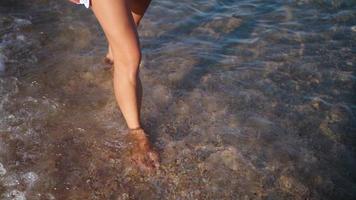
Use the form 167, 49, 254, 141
79, 0, 91, 8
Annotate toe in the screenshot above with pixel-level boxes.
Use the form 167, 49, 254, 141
131, 153, 154, 173
138, 157, 154, 172
148, 151, 160, 169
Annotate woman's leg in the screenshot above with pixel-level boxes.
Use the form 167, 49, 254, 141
105, 0, 151, 114
92, 0, 141, 129
105, 0, 151, 61
129, 0, 151, 116
91, 0, 159, 171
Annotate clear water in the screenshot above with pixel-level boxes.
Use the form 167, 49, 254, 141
0, 0, 355, 199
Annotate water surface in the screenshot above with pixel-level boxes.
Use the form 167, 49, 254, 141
0, 0, 355, 199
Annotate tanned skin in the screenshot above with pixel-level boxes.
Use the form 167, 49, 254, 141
69, 0, 159, 172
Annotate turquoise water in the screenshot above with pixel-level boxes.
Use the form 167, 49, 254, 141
0, 0, 355, 199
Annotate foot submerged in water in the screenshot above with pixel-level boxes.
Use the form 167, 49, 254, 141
103, 46, 114, 66
126, 128, 160, 173
103, 56, 113, 66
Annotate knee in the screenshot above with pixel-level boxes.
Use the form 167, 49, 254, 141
113, 47, 142, 83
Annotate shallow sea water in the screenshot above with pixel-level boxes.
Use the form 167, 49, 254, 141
0, 0, 355, 199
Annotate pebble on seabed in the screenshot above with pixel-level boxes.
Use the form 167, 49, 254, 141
2, 189, 26, 200
0, 162, 7, 176
22, 172, 39, 186
1, 174, 20, 187
14, 18, 32, 26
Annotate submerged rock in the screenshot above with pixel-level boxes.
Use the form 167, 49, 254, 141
278, 175, 309, 196
21, 172, 39, 187
1, 174, 20, 187
2, 189, 26, 200
0, 162, 6, 176
203, 146, 256, 172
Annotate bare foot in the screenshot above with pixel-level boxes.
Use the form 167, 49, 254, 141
103, 56, 113, 65
127, 128, 160, 173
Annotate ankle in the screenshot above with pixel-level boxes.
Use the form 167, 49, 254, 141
129, 127, 142, 131
128, 127, 150, 141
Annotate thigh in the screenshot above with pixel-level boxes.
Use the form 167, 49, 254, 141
129, 0, 151, 15
91, 0, 141, 63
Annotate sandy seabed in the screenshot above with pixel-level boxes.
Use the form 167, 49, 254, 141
0, 0, 355, 199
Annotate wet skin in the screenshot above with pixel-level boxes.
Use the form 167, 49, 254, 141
69, 0, 159, 172
105, 0, 151, 64
127, 128, 160, 173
